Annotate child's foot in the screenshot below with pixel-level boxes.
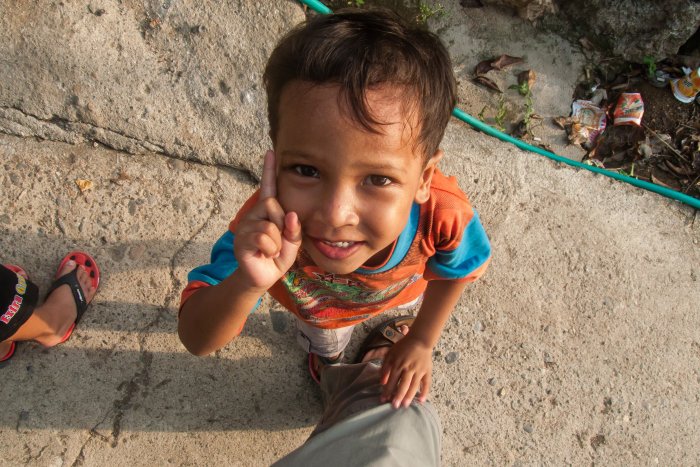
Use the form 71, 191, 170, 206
359, 324, 410, 363
34, 260, 97, 347
308, 352, 343, 383
353, 316, 414, 364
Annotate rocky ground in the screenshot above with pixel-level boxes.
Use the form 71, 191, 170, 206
1, 1, 699, 465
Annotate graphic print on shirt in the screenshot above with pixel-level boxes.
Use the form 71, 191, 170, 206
281, 269, 421, 318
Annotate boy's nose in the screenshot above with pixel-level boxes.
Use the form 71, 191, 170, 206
321, 186, 360, 228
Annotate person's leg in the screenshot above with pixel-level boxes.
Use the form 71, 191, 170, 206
0, 260, 97, 351
0, 265, 38, 360
274, 323, 441, 467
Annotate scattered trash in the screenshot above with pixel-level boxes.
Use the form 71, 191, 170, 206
613, 93, 644, 126
670, 67, 700, 104
562, 55, 699, 198
566, 99, 607, 148
649, 69, 672, 88
589, 87, 608, 106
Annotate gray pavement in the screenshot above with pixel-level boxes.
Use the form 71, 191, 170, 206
1, 1, 699, 465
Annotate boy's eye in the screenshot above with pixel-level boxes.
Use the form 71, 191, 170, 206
294, 165, 320, 178
366, 175, 392, 186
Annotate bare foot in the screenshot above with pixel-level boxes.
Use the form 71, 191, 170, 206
33, 260, 97, 347
360, 324, 409, 363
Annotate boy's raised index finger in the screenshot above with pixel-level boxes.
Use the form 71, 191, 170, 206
260, 150, 277, 200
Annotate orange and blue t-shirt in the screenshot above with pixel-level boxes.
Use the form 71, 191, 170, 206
181, 170, 491, 329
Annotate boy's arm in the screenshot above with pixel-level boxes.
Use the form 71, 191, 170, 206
178, 150, 301, 356
178, 270, 267, 356
380, 279, 468, 408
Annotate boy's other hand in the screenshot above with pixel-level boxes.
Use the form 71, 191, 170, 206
380, 335, 433, 409
234, 150, 302, 291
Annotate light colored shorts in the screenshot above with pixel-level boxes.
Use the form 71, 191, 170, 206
296, 319, 355, 358
294, 294, 423, 358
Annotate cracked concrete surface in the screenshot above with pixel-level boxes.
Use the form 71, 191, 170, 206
1, 1, 699, 465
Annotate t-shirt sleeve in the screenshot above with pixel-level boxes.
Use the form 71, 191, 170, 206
179, 191, 262, 310
425, 210, 491, 282
422, 173, 491, 283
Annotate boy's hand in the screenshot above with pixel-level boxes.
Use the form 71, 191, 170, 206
380, 335, 433, 409
234, 150, 302, 291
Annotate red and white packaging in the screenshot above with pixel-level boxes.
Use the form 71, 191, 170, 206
613, 93, 644, 126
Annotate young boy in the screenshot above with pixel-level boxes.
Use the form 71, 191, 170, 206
178, 9, 491, 409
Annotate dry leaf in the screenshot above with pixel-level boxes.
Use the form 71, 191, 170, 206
75, 179, 94, 193
651, 168, 680, 189
475, 59, 494, 76
663, 159, 692, 177
473, 75, 502, 92
517, 70, 537, 90
490, 54, 523, 70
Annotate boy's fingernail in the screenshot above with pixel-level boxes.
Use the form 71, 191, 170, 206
67, 260, 75, 266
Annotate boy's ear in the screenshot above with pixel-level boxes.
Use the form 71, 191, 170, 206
414, 149, 443, 204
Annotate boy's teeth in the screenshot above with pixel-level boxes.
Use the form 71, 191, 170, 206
324, 240, 352, 248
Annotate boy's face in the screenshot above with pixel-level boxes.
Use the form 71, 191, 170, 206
274, 81, 441, 275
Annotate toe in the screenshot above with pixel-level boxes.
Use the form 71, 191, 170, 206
75, 267, 97, 302
57, 259, 77, 278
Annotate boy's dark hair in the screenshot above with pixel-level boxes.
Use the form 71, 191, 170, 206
264, 8, 457, 159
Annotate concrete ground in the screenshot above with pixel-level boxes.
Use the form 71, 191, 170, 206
1, 1, 699, 465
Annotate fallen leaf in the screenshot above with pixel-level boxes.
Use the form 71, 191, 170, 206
475, 59, 494, 76
473, 75, 502, 92
518, 70, 537, 91
651, 168, 681, 189
75, 179, 94, 193
663, 159, 692, 177
490, 54, 523, 70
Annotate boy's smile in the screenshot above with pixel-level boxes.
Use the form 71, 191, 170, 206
274, 81, 441, 274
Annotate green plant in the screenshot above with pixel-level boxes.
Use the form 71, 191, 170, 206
494, 96, 507, 131
510, 81, 529, 97
509, 82, 535, 133
477, 106, 487, 122
417, 2, 445, 24
523, 91, 534, 130
617, 163, 636, 178
346, 0, 365, 7
642, 56, 656, 78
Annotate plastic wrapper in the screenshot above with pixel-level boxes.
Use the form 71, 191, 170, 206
613, 93, 644, 126
570, 99, 607, 147
670, 67, 700, 104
